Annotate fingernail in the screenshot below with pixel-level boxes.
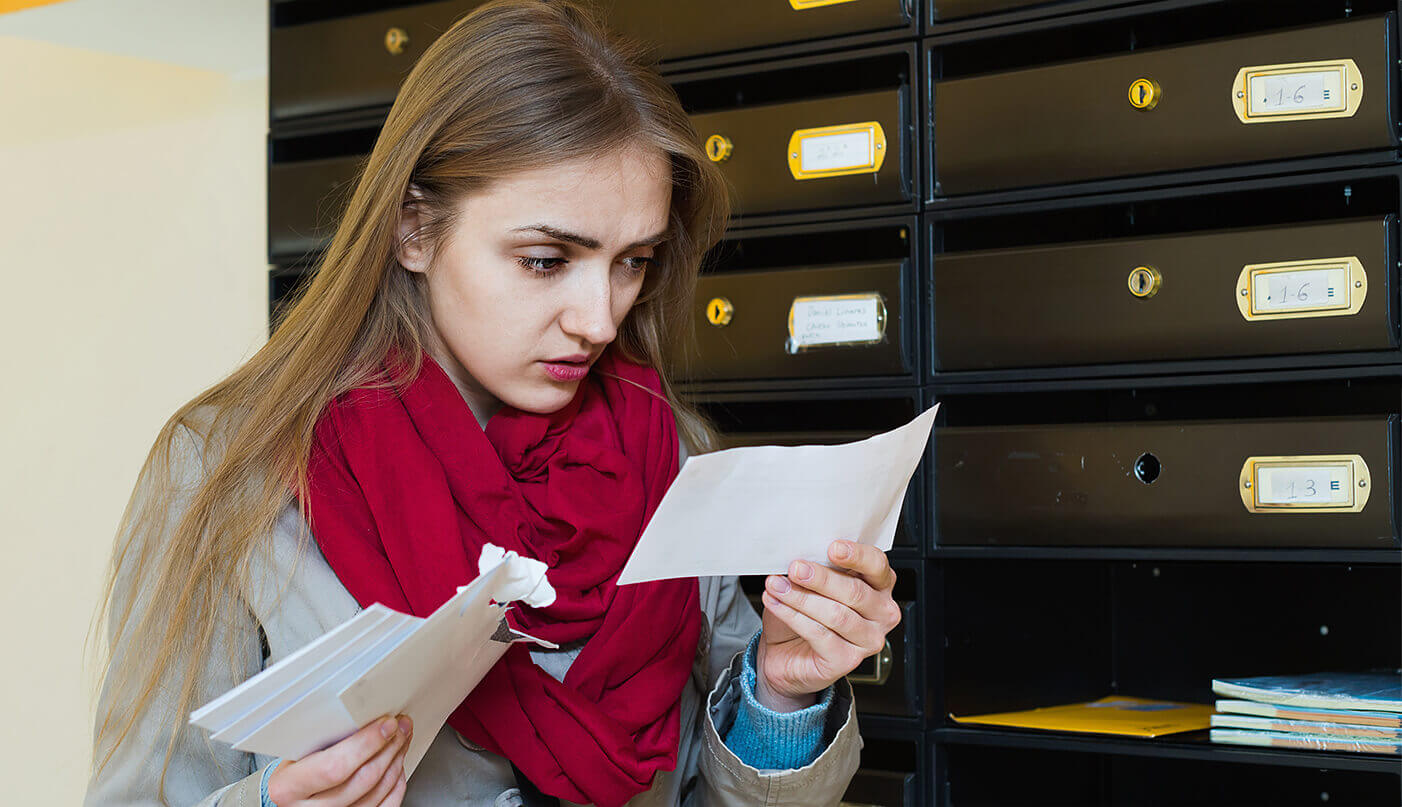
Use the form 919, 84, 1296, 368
398, 716, 413, 736
794, 561, 812, 581
834, 542, 851, 560
380, 717, 398, 739
769, 576, 790, 594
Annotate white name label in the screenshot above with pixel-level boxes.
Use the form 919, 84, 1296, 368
800, 131, 874, 174
1255, 464, 1354, 506
1248, 69, 1345, 116
788, 295, 883, 351
1251, 266, 1350, 314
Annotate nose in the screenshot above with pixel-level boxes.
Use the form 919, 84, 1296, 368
558, 262, 618, 347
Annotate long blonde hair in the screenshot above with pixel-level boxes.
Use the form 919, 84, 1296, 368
89, 1, 728, 798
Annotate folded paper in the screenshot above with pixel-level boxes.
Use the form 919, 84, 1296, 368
617, 403, 938, 584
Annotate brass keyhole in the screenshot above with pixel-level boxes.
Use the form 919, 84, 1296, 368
385, 27, 410, 55
1128, 77, 1160, 110
706, 297, 734, 326
704, 134, 733, 163
1128, 266, 1162, 298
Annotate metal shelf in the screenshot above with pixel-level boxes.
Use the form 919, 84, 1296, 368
933, 726, 1402, 775
929, 546, 1402, 564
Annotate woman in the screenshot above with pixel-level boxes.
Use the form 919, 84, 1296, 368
85, 2, 901, 805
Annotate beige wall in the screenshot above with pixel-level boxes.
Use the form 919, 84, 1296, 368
0, 16, 267, 803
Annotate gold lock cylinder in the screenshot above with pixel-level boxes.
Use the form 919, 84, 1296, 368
1128, 78, 1161, 110
706, 296, 734, 326
1127, 266, 1162, 298
704, 135, 733, 163
384, 27, 410, 55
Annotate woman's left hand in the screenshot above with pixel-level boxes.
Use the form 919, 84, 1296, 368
756, 539, 901, 712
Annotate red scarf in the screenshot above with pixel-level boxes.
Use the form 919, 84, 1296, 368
300, 348, 702, 807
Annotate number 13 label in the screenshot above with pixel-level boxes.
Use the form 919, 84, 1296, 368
1258, 466, 1350, 505
1240, 455, 1371, 513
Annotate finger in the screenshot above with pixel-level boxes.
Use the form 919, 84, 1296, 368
767, 574, 884, 652
276, 715, 400, 797
348, 742, 408, 807
316, 723, 408, 804
828, 540, 897, 592
789, 559, 885, 623
761, 590, 852, 674
761, 576, 799, 640
379, 770, 408, 807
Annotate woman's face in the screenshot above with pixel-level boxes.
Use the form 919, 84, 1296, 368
397, 144, 672, 421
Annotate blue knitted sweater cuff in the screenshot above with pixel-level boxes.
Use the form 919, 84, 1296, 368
722, 630, 834, 770
261, 759, 282, 807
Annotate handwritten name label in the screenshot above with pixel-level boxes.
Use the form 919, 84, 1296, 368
1251, 266, 1349, 314
1248, 69, 1345, 116
1256, 464, 1353, 507
800, 130, 874, 174
788, 295, 883, 351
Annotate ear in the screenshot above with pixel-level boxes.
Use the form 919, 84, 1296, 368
395, 184, 430, 274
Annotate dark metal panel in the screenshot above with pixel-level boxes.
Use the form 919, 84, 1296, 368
689, 261, 910, 381
928, 357, 1402, 396
843, 731, 924, 806
602, 0, 912, 62
691, 88, 912, 217
271, 0, 918, 125
925, 149, 1399, 213
928, 0, 1235, 29
933, 217, 1397, 370
271, 1, 485, 121
933, 15, 1398, 196
940, 560, 1113, 717
843, 769, 918, 806
924, 161, 1402, 230
931, 0, 1061, 20
935, 416, 1398, 548
268, 155, 363, 259
849, 599, 920, 717
1113, 562, 1402, 702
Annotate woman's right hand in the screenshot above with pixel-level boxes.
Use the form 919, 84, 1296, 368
266, 714, 412, 806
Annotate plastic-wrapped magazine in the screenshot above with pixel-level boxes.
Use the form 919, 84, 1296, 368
1215, 699, 1402, 728
1211, 713, 1402, 739
1211, 728, 1402, 755
1211, 672, 1402, 713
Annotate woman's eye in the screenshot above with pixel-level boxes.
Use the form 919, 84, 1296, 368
518, 256, 566, 274
623, 256, 656, 273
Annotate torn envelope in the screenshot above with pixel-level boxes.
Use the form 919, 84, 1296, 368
618, 403, 939, 585
189, 544, 555, 777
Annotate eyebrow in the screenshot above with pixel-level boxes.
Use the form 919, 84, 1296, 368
512, 224, 670, 252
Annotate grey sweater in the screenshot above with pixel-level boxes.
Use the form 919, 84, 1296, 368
84, 422, 862, 807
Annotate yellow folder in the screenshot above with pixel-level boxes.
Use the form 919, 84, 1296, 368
951, 696, 1215, 738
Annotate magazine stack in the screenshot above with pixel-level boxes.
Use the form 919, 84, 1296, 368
1211, 672, 1402, 755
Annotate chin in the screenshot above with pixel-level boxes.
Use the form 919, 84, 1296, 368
506, 382, 580, 415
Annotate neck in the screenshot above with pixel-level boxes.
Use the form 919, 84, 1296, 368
422, 336, 501, 428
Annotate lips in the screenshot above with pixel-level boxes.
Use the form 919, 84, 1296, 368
541, 355, 592, 382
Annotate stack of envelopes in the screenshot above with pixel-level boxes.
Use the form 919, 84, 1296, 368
189, 547, 555, 775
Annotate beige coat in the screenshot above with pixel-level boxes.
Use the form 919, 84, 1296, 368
84, 423, 863, 807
